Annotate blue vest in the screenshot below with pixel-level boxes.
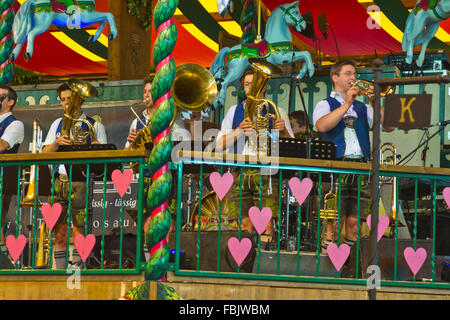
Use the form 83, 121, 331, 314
231, 101, 275, 154
56, 116, 96, 144
135, 114, 147, 131
0, 115, 20, 154
319, 97, 371, 160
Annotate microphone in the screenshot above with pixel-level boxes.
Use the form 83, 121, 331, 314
429, 120, 450, 127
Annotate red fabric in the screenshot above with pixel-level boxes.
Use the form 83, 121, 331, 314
263, 0, 402, 57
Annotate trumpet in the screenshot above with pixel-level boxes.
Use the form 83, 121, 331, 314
350, 79, 395, 99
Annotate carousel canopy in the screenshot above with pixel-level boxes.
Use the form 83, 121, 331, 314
10, 0, 450, 77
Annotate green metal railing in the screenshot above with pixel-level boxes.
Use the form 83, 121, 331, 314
172, 155, 450, 290
0, 151, 146, 274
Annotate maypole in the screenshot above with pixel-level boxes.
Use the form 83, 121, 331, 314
145, 0, 178, 281
0, 0, 14, 84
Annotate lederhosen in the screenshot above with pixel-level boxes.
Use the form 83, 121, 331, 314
51, 117, 96, 227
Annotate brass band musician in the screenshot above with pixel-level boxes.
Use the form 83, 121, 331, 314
42, 82, 107, 269
0, 85, 23, 269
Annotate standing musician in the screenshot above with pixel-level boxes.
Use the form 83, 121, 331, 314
0, 85, 24, 268
216, 67, 294, 246
42, 82, 107, 269
312, 60, 393, 252
124, 77, 188, 262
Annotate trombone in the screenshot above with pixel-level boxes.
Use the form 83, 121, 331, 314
380, 142, 398, 226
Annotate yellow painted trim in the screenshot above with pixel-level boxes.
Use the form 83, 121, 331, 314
218, 21, 243, 38
50, 31, 106, 62
181, 23, 219, 52
198, 0, 219, 13
368, 11, 404, 43
85, 29, 109, 47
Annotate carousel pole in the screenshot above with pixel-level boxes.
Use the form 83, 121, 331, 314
145, 0, 178, 281
241, 0, 256, 44
0, 0, 14, 85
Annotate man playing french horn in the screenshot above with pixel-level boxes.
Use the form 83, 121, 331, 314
42, 82, 107, 269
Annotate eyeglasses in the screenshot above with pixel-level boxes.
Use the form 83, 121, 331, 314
243, 82, 253, 87
340, 71, 357, 77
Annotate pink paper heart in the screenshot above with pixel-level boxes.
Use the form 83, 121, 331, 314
366, 214, 390, 242
227, 237, 252, 266
326, 243, 351, 272
443, 187, 450, 208
111, 169, 133, 198
404, 247, 427, 276
209, 172, 234, 201
248, 206, 272, 235
288, 177, 313, 206
74, 234, 96, 262
41, 202, 62, 231
6, 234, 27, 263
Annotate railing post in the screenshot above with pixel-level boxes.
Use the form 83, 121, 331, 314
368, 59, 383, 300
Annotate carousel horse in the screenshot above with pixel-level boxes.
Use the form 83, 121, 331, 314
402, 0, 450, 67
210, 0, 315, 108
10, 0, 117, 62
217, 0, 234, 18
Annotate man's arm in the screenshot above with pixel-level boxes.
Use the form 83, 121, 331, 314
0, 138, 10, 153
216, 118, 252, 152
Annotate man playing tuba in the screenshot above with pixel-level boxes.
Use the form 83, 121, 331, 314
41, 82, 107, 269
215, 67, 294, 246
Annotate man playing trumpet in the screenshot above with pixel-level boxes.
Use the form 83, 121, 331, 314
313, 60, 394, 253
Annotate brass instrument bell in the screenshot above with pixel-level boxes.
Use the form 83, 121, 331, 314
350, 79, 395, 99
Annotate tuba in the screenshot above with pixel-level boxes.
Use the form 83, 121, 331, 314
129, 99, 152, 151
244, 58, 282, 157
350, 79, 395, 99
62, 78, 98, 144
380, 142, 398, 225
171, 63, 217, 126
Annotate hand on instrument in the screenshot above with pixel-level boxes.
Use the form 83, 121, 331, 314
55, 135, 71, 146
237, 117, 254, 136
345, 84, 360, 106
127, 128, 137, 143
274, 119, 287, 133
91, 140, 100, 144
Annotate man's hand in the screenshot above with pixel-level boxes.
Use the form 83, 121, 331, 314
345, 84, 360, 106
127, 128, 137, 144
237, 117, 254, 136
55, 135, 71, 146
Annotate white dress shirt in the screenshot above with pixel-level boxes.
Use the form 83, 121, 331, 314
43, 112, 107, 174
0, 112, 24, 150
313, 91, 373, 158
216, 102, 295, 155
124, 109, 190, 149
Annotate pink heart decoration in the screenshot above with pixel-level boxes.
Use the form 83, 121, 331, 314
209, 172, 234, 201
443, 187, 450, 208
404, 247, 427, 276
366, 214, 390, 242
111, 169, 134, 198
41, 202, 62, 231
74, 234, 96, 262
288, 177, 313, 206
326, 243, 351, 272
6, 234, 27, 263
248, 206, 272, 235
227, 237, 252, 266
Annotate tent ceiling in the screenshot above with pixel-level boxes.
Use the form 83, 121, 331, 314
10, 0, 450, 77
